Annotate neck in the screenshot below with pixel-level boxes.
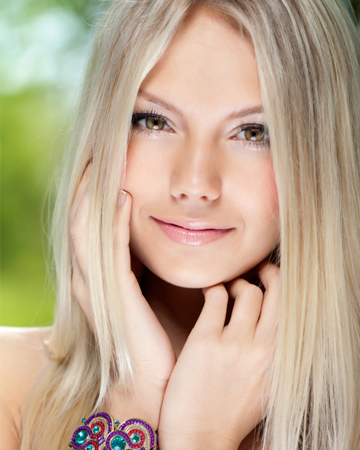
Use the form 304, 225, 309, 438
141, 268, 235, 358
141, 268, 204, 358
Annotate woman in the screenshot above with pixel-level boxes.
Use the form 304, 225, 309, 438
1, 0, 360, 449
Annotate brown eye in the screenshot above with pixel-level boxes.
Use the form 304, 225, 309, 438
244, 128, 265, 141
235, 125, 269, 145
145, 117, 165, 130
132, 112, 171, 134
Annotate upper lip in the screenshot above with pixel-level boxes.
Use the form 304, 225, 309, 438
152, 217, 234, 231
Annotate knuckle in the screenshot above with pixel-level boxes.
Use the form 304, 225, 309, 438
228, 278, 251, 298
234, 282, 263, 305
205, 284, 228, 302
259, 263, 280, 284
206, 294, 228, 314
245, 284, 263, 300
230, 278, 247, 291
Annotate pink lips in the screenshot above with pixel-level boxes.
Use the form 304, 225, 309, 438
152, 217, 234, 246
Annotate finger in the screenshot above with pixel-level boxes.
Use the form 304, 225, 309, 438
69, 184, 90, 274
257, 262, 279, 291
69, 162, 92, 223
255, 263, 280, 339
114, 190, 132, 278
71, 248, 86, 286
193, 284, 228, 337
225, 278, 263, 340
113, 191, 167, 337
71, 258, 94, 330
71, 258, 87, 306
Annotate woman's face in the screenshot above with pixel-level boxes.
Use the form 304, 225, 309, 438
125, 6, 279, 288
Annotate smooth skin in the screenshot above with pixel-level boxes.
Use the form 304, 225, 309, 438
0, 5, 280, 450
72, 6, 280, 450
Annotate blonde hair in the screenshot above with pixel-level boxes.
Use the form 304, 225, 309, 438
20, 1, 360, 449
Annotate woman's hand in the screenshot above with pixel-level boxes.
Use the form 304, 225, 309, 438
69, 164, 176, 429
158, 263, 280, 450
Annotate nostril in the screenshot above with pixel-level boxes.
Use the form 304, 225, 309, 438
170, 153, 222, 202
172, 191, 218, 202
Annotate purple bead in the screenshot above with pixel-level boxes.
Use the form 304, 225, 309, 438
98, 436, 105, 445
86, 412, 112, 431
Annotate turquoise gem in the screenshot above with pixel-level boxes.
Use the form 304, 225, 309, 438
86, 446, 92, 450
82, 418, 86, 423
93, 425, 100, 433
132, 434, 140, 443
114, 420, 120, 425
111, 436, 126, 450
75, 430, 88, 445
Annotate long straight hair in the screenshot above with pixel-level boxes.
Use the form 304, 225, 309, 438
20, 1, 360, 449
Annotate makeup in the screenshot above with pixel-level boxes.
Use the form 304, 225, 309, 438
152, 217, 234, 246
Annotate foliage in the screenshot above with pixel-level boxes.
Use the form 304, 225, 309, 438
1, 88, 61, 326
0, 0, 101, 326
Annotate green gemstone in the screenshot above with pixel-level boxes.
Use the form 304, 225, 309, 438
114, 420, 120, 425
93, 425, 100, 433
132, 434, 140, 443
111, 436, 126, 450
75, 430, 88, 445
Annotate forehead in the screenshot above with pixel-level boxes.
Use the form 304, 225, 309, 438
138, 5, 262, 118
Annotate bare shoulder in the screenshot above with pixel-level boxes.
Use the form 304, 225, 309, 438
0, 326, 53, 447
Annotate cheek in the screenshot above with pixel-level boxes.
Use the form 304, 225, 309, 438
230, 155, 278, 221
124, 141, 170, 196
124, 143, 151, 193
254, 165, 279, 249
258, 165, 278, 218
235, 159, 279, 250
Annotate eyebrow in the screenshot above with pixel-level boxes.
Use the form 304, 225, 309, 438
137, 89, 264, 120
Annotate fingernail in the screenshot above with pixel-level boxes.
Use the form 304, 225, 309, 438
117, 190, 127, 206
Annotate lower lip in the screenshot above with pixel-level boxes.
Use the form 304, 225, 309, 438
152, 218, 233, 246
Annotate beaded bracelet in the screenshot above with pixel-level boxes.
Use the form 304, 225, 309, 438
68, 412, 159, 450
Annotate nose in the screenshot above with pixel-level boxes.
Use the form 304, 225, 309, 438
170, 140, 222, 204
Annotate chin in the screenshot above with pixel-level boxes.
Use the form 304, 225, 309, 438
149, 263, 245, 289
160, 273, 215, 289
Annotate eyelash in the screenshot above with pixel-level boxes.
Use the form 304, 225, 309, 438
131, 110, 170, 136
131, 109, 270, 150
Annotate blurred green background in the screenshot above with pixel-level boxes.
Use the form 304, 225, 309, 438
1, 0, 360, 327
0, 0, 101, 326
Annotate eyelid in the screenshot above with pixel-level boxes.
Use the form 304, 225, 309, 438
132, 111, 270, 150
132, 110, 173, 130
232, 123, 270, 150
233, 122, 268, 134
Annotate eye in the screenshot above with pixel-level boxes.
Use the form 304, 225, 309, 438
236, 125, 268, 142
140, 116, 166, 130
132, 111, 171, 133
